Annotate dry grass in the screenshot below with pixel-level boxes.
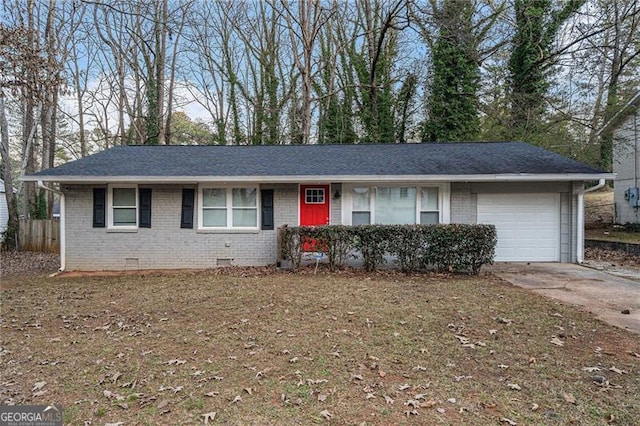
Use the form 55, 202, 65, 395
586, 229, 640, 244
585, 187, 614, 227
584, 187, 640, 242
1, 269, 639, 425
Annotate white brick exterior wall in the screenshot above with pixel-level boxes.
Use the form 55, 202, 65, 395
64, 183, 299, 270
64, 180, 581, 270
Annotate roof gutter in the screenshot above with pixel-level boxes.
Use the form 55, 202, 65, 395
37, 180, 65, 272
576, 179, 606, 264
22, 173, 615, 184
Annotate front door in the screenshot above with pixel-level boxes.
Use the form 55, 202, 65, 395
299, 185, 330, 226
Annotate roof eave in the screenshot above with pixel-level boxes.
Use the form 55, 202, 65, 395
22, 173, 616, 184
598, 90, 640, 135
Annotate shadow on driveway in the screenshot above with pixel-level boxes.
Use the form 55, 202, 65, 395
488, 263, 640, 335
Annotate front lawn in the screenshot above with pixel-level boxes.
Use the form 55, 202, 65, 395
1, 269, 638, 425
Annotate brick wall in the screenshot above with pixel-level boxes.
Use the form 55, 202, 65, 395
64, 183, 298, 270
64, 180, 582, 269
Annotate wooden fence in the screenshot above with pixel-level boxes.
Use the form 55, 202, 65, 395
19, 219, 60, 253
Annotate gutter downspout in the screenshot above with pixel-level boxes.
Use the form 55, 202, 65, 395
577, 178, 606, 264
38, 180, 65, 272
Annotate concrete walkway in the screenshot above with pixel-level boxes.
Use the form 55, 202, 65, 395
488, 263, 640, 334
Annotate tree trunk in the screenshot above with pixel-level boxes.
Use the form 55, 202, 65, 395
0, 94, 19, 248
156, 0, 168, 145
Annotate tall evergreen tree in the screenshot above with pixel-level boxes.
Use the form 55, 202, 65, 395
508, 0, 584, 141
423, 0, 480, 142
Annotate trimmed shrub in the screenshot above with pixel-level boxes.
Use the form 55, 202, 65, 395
421, 224, 497, 274
280, 225, 353, 271
278, 223, 496, 274
279, 225, 303, 270
352, 225, 397, 271
386, 225, 430, 273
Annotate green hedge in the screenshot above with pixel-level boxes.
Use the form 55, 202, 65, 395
279, 224, 497, 274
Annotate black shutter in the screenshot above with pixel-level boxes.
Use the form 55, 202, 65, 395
139, 188, 152, 228
261, 189, 274, 230
181, 188, 195, 229
93, 187, 106, 228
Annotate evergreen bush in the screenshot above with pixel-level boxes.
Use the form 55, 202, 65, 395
279, 224, 496, 274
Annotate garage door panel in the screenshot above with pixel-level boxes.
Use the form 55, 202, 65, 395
477, 193, 560, 262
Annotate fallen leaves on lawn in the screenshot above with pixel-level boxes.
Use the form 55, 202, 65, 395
202, 411, 217, 424
320, 409, 332, 420
454, 335, 470, 344
4, 269, 640, 424
32, 381, 46, 391
583, 366, 601, 372
609, 366, 627, 375
404, 399, 420, 408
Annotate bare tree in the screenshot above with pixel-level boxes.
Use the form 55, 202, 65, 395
278, 0, 333, 144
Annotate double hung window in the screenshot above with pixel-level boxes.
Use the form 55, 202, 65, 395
349, 186, 441, 225
201, 187, 258, 229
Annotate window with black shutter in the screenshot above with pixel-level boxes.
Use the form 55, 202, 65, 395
181, 188, 195, 229
261, 189, 274, 230
93, 187, 106, 228
139, 188, 152, 228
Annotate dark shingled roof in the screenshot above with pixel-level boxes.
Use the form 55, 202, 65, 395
29, 142, 606, 179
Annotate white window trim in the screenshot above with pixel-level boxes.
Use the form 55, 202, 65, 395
107, 184, 138, 230
342, 183, 450, 225
198, 185, 260, 230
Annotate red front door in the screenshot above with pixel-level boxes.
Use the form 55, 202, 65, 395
300, 185, 330, 226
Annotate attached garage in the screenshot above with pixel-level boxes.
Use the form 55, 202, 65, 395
477, 193, 561, 262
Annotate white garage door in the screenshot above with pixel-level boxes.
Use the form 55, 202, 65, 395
477, 193, 560, 262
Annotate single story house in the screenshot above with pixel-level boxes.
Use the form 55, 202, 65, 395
600, 91, 640, 224
23, 142, 613, 271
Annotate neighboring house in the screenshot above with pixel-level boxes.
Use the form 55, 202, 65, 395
0, 179, 9, 240
23, 142, 613, 271
601, 92, 640, 224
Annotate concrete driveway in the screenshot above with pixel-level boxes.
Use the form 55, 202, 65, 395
489, 263, 640, 334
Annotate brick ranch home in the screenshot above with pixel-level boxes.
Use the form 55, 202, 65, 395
24, 142, 613, 272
